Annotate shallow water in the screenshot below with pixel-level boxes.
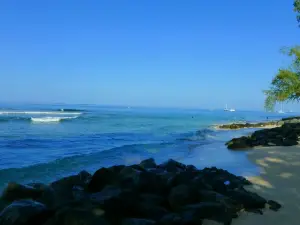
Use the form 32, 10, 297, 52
0, 104, 293, 190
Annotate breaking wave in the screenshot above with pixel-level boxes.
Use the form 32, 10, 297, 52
31, 116, 78, 123
0, 111, 82, 115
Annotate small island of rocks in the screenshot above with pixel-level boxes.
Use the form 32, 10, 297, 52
225, 116, 300, 150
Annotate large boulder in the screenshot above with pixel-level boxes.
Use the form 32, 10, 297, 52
158, 159, 186, 173
0, 200, 52, 225
44, 207, 108, 225
1, 182, 43, 202
226, 188, 267, 209
158, 213, 182, 225
180, 202, 232, 225
50, 171, 92, 207
139, 158, 157, 169
226, 137, 252, 150
168, 185, 199, 211
87, 168, 119, 193
136, 203, 169, 221
121, 218, 156, 225
139, 194, 165, 207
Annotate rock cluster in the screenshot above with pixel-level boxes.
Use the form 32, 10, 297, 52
226, 123, 300, 150
217, 121, 281, 130
0, 159, 281, 225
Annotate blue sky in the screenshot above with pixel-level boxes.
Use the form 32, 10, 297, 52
0, 0, 299, 110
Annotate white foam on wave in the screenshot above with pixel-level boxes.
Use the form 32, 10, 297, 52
0, 111, 81, 115
31, 116, 78, 123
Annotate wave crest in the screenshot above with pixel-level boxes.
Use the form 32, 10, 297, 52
31, 116, 78, 123
0, 111, 82, 115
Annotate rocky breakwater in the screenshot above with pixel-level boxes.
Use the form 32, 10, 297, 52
226, 122, 300, 150
216, 121, 282, 130
0, 158, 281, 225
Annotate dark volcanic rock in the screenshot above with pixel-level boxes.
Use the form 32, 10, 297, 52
181, 202, 232, 225
267, 200, 282, 211
158, 213, 182, 225
122, 218, 156, 225
1, 182, 43, 202
139, 158, 157, 169
88, 168, 119, 192
1, 158, 280, 225
158, 159, 186, 172
0, 200, 51, 225
218, 121, 279, 130
44, 207, 108, 225
227, 188, 267, 209
226, 137, 252, 150
168, 185, 199, 211
49, 171, 91, 207
226, 119, 300, 149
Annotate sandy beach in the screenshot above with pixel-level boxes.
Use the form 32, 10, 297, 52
233, 145, 300, 225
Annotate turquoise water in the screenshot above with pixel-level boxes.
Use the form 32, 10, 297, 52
0, 104, 292, 190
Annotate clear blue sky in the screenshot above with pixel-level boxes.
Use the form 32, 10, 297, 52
0, 0, 299, 110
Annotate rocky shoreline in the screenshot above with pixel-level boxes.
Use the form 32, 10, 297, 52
0, 158, 281, 225
215, 116, 300, 130
226, 117, 300, 150
215, 121, 282, 130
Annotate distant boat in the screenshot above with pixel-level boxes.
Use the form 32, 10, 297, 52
224, 104, 235, 112
277, 102, 285, 114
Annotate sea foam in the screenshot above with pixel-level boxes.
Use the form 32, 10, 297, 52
0, 111, 81, 115
31, 116, 78, 123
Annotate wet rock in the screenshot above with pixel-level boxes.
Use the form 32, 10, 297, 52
0, 200, 51, 225
108, 165, 126, 173
168, 185, 199, 211
139, 158, 157, 169
158, 159, 186, 173
130, 164, 147, 172
180, 202, 232, 225
267, 200, 282, 211
168, 171, 198, 187
27, 183, 56, 209
186, 165, 197, 172
218, 121, 279, 130
137, 203, 169, 221
90, 186, 122, 205
138, 172, 166, 194
282, 139, 298, 146
226, 137, 252, 150
122, 218, 156, 225
88, 168, 119, 192
158, 213, 182, 225
50, 172, 92, 207
45, 207, 108, 225
101, 189, 140, 218
227, 189, 267, 209
139, 194, 165, 206
1, 182, 43, 202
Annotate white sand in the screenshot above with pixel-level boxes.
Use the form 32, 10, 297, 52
233, 146, 300, 225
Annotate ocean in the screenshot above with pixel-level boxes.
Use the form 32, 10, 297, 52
0, 104, 293, 191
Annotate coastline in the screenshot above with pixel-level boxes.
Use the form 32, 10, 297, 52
234, 146, 300, 225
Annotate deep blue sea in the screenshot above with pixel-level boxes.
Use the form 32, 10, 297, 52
0, 104, 295, 191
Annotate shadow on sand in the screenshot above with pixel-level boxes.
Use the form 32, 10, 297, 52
234, 146, 300, 225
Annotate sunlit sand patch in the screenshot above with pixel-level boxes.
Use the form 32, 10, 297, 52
256, 159, 269, 167
279, 172, 293, 178
246, 176, 273, 188
265, 157, 286, 164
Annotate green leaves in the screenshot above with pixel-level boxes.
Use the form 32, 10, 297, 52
294, 0, 300, 25
264, 47, 300, 111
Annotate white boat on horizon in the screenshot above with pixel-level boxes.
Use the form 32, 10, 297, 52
224, 104, 236, 112
277, 102, 285, 114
